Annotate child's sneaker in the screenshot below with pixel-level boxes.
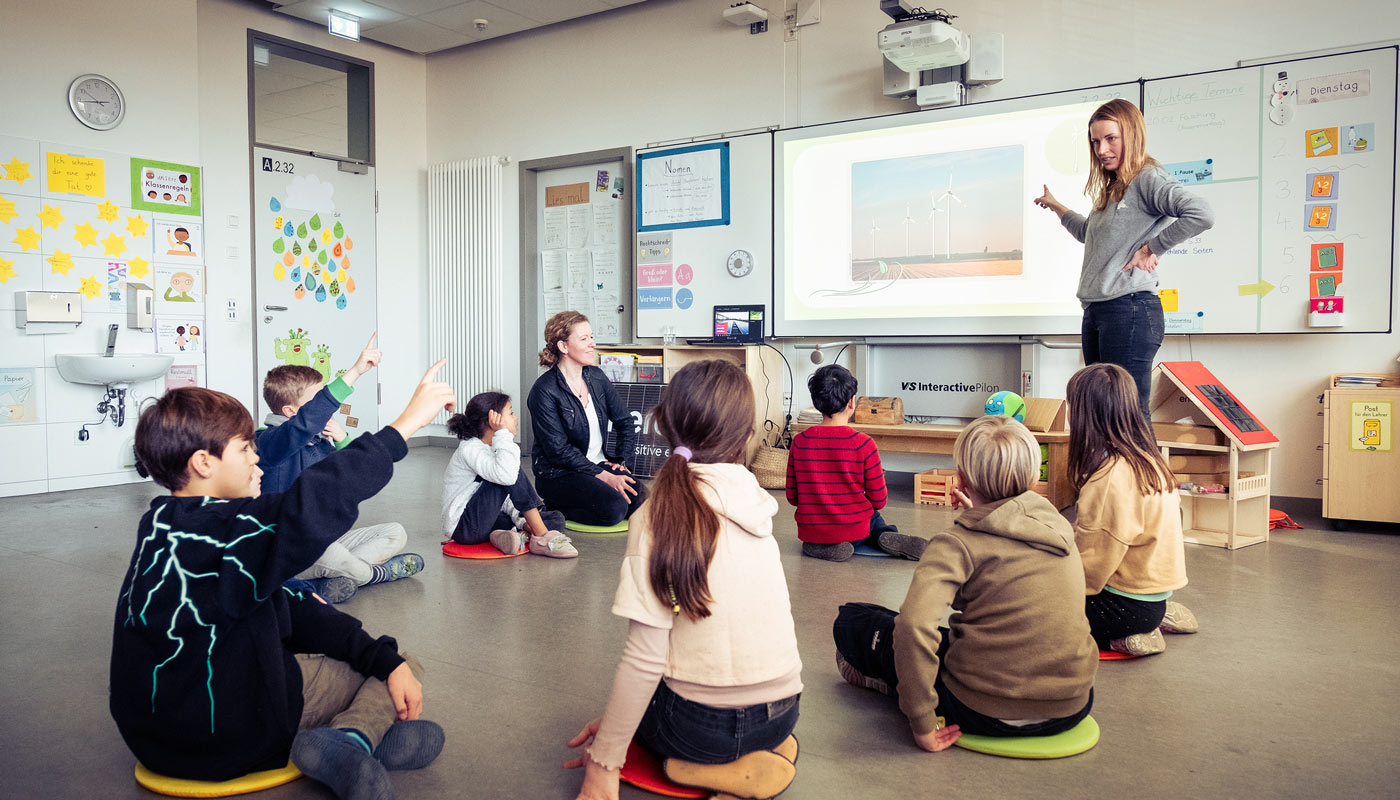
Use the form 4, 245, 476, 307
801, 541, 855, 562
529, 531, 578, 559
312, 576, 358, 603
835, 653, 893, 696
1110, 628, 1166, 656
366, 553, 425, 586
488, 529, 526, 556
1159, 600, 1199, 634
876, 531, 927, 561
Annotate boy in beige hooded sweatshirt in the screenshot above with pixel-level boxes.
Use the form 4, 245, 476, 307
833, 416, 1097, 750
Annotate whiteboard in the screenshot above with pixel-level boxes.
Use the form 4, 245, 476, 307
772, 82, 1139, 337
634, 133, 770, 338
1144, 47, 1397, 333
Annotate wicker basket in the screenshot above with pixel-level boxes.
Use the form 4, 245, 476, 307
749, 443, 789, 489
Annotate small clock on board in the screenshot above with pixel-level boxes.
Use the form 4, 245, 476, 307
68, 74, 125, 131
726, 249, 754, 278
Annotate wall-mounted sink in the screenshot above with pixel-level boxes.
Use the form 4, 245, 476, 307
56, 353, 174, 386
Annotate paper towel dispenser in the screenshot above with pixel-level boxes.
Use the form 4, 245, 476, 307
126, 282, 153, 330
14, 291, 82, 334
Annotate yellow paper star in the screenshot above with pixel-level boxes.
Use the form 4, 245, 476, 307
101, 232, 127, 257
125, 214, 148, 237
38, 203, 65, 230
0, 195, 16, 225
12, 226, 40, 252
0, 257, 16, 284
1, 158, 33, 186
78, 274, 102, 299
48, 249, 76, 275
127, 255, 150, 279
95, 198, 120, 222
73, 221, 99, 248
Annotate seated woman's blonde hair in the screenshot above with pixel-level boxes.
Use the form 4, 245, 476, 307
952, 415, 1040, 502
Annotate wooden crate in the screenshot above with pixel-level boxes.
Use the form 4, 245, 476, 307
915, 469, 959, 505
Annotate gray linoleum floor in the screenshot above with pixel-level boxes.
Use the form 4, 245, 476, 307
4, 445, 1400, 799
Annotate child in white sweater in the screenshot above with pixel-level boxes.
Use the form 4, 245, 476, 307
441, 391, 576, 558
565, 360, 801, 800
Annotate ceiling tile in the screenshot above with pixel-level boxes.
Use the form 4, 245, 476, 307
360, 17, 474, 52
420, 0, 534, 37
252, 68, 315, 96
273, 0, 406, 30
362, 0, 463, 16
484, 0, 611, 25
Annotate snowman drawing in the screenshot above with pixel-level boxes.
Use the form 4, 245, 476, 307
1268, 71, 1294, 126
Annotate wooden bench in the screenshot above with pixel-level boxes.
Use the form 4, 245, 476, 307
791, 422, 1074, 510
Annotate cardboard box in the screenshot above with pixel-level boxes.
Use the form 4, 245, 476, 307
1153, 422, 1226, 445
1168, 454, 1228, 473
1022, 397, 1068, 432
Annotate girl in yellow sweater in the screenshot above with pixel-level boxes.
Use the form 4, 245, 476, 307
1068, 363, 1199, 656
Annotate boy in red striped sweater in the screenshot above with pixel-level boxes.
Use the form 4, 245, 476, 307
786, 365, 926, 562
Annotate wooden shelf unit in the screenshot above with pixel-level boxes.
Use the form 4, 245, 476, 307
597, 344, 786, 464
1322, 373, 1400, 526
1148, 362, 1279, 550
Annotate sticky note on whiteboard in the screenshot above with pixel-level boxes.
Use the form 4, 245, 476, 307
1158, 288, 1179, 312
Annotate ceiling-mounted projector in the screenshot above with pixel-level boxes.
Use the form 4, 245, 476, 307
878, 18, 969, 72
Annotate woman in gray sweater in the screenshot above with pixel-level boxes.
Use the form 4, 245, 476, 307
1034, 99, 1215, 415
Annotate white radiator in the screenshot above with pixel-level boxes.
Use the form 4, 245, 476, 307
428, 157, 508, 423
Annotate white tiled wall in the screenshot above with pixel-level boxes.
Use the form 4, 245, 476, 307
0, 309, 175, 496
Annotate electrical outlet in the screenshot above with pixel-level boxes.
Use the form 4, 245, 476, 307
783, 391, 793, 406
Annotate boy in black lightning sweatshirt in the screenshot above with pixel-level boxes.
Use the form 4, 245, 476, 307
111, 361, 455, 800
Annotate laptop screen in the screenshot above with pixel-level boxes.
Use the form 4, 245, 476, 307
713, 305, 764, 342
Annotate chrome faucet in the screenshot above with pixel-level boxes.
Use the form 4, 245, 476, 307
105, 324, 119, 356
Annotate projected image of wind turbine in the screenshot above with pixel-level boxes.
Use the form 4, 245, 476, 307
869, 217, 880, 259
928, 191, 942, 262
901, 205, 916, 256
935, 173, 965, 259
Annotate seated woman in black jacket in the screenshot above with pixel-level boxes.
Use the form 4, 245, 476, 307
527, 310, 647, 526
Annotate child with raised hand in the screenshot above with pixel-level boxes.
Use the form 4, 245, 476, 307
565, 360, 802, 800
833, 415, 1097, 751
1067, 363, 1198, 656
442, 391, 576, 558
111, 361, 456, 800
258, 331, 423, 603
786, 364, 923, 561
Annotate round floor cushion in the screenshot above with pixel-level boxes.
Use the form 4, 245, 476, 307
134, 761, 301, 797
953, 716, 1100, 759
441, 541, 525, 559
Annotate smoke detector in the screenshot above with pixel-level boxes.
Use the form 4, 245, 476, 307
473, 18, 488, 32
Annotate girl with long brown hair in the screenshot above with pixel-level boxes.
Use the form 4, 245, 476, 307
565, 360, 802, 800
1067, 363, 1198, 657
1034, 98, 1215, 416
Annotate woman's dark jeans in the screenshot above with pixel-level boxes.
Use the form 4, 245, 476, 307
1082, 291, 1165, 419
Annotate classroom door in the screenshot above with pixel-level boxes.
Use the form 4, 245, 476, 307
252, 147, 378, 432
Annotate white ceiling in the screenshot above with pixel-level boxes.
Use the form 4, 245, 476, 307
254, 53, 351, 157
267, 0, 651, 54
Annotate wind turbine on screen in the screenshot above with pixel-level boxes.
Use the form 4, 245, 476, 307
928, 191, 941, 260
935, 173, 965, 259
869, 217, 880, 259
902, 205, 916, 256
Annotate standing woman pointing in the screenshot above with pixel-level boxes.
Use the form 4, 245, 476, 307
1034, 99, 1215, 416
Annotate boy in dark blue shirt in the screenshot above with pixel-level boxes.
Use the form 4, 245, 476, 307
112, 361, 455, 798
257, 333, 421, 603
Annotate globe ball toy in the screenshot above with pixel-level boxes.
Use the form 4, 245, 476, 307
985, 391, 1026, 423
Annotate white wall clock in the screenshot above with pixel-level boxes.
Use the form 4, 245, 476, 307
726, 249, 754, 278
68, 74, 125, 131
